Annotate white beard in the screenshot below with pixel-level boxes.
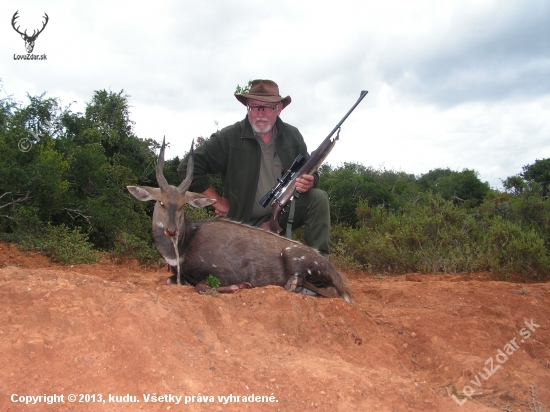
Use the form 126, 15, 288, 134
251, 118, 273, 134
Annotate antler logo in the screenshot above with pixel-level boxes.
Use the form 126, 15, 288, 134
11, 11, 49, 54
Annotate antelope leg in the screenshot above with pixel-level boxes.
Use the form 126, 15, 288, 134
194, 282, 252, 294
216, 282, 252, 293
194, 281, 211, 293
166, 275, 190, 285
284, 274, 300, 292
301, 280, 338, 298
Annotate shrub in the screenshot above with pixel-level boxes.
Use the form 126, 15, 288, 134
21, 223, 98, 265
333, 194, 482, 273
183, 203, 214, 222
2, 206, 98, 265
478, 217, 550, 280
109, 231, 162, 266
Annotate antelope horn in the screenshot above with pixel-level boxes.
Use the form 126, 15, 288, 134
178, 140, 194, 194
156, 136, 170, 191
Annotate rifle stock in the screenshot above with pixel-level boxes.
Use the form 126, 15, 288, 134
260, 90, 368, 234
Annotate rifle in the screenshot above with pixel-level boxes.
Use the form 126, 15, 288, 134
259, 90, 368, 234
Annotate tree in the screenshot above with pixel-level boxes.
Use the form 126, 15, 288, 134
0, 88, 159, 258
234, 80, 252, 95
318, 163, 416, 226
521, 158, 550, 197
502, 175, 527, 196
418, 168, 490, 207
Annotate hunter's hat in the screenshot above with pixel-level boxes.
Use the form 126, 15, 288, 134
235, 79, 291, 108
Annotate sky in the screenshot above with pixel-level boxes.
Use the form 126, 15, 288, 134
1, 0, 549, 189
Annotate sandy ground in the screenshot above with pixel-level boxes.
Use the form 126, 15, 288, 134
0, 241, 549, 412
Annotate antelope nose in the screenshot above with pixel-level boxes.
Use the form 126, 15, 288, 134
165, 228, 177, 237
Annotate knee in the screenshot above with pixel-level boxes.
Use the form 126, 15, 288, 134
307, 188, 329, 210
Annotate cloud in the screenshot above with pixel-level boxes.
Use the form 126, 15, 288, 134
378, 1, 550, 106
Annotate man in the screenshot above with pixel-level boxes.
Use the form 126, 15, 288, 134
177, 79, 331, 255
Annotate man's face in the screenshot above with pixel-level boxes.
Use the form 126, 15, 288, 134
247, 98, 283, 135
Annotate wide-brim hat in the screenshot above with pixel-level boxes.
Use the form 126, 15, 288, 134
235, 79, 291, 108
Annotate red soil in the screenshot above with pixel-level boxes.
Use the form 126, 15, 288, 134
1, 242, 549, 411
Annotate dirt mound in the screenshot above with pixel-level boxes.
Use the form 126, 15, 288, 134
1, 242, 549, 411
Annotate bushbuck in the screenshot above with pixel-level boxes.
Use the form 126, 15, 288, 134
127, 139, 351, 303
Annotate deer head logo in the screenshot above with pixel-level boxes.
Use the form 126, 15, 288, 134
11, 11, 49, 54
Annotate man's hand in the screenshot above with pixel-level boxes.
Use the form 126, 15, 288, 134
212, 197, 230, 217
295, 174, 314, 194
202, 187, 230, 217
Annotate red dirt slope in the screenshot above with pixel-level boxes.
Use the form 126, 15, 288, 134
1, 242, 549, 411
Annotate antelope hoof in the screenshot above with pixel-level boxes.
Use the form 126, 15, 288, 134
194, 281, 211, 293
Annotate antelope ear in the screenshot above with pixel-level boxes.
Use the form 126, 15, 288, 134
186, 191, 216, 208
127, 186, 160, 202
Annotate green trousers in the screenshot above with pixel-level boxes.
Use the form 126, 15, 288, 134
249, 188, 331, 256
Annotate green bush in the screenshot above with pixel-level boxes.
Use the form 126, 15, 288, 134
109, 231, 162, 266
478, 217, 550, 280
2, 206, 98, 264
330, 193, 549, 280
332, 194, 482, 273
40, 224, 99, 265
183, 203, 214, 222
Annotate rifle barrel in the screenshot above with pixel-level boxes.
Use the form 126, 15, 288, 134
325, 90, 368, 140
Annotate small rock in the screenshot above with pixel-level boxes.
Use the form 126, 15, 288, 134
398, 330, 403, 334
403, 343, 408, 349
411, 332, 417, 338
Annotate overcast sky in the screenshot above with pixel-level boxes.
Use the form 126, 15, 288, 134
2, 0, 549, 188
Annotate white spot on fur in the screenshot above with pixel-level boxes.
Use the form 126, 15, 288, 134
301, 255, 305, 259
285, 247, 291, 251
155, 221, 164, 228
314, 261, 319, 265
165, 258, 177, 266
307, 269, 311, 274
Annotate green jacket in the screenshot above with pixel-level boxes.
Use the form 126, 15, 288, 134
177, 116, 318, 223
